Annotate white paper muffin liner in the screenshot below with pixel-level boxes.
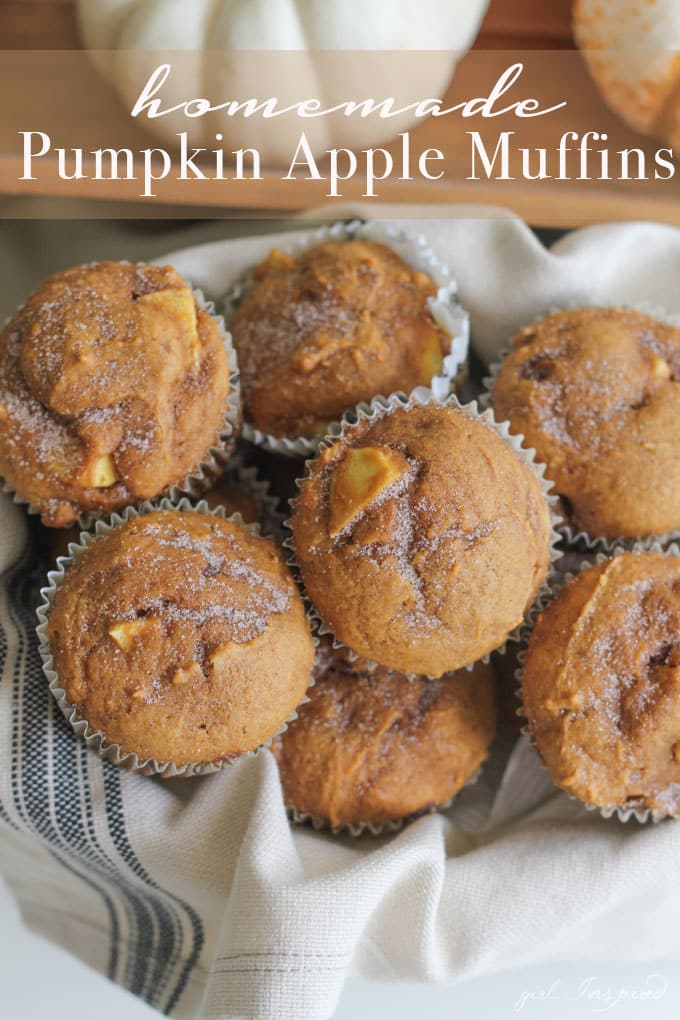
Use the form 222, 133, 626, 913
165, 289, 242, 498
0, 272, 242, 530
208, 453, 286, 544
36, 496, 316, 778
284, 761, 483, 839
480, 302, 680, 552
224, 219, 470, 458
515, 541, 680, 824
283, 386, 563, 681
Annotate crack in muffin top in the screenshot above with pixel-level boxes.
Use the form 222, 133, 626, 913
291, 403, 552, 677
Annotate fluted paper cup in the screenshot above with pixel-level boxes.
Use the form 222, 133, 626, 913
224, 219, 469, 457
515, 541, 680, 824
36, 497, 315, 778
284, 768, 482, 839
0, 273, 241, 530
481, 302, 680, 553
284, 386, 563, 680
205, 454, 286, 544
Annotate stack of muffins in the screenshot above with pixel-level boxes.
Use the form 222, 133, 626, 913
4, 224, 679, 832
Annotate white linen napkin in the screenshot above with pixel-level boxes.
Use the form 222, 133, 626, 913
2, 211, 680, 1020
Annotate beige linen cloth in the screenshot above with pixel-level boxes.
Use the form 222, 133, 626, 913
1, 203, 680, 1020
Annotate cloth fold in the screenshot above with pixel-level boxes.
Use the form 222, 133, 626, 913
2, 211, 680, 1020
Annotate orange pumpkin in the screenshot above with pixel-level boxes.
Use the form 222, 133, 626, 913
574, 0, 680, 149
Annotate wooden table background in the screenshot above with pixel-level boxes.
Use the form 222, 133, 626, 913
0, 0, 575, 50
3, 0, 680, 226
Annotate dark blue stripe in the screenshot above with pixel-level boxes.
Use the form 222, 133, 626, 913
103, 767, 205, 1013
0, 550, 205, 1013
1, 553, 122, 979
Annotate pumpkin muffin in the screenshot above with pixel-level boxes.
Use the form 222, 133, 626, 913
230, 239, 452, 438
0, 261, 236, 527
491, 307, 680, 540
522, 552, 680, 816
204, 475, 262, 525
290, 402, 553, 677
272, 642, 497, 830
45, 509, 314, 767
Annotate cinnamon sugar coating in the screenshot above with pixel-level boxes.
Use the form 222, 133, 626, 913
523, 553, 680, 816
230, 239, 451, 437
291, 404, 552, 677
0, 262, 234, 527
272, 642, 497, 829
47, 510, 314, 766
492, 307, 680, 540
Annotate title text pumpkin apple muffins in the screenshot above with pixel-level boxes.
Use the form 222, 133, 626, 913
43, 508, 314, 770
230, 238, 453, 439
290, 401, 553, 677
491, 307, 680, 541
0, 261, 237, 527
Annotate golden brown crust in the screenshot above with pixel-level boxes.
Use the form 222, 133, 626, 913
272, 644, 497, 829
0, 262, 233, 527
492, 307, 680, 540
523, 553, 680, 815
291, 404, 552, 677
47, 510, 314, 765
230, 240, 450, 437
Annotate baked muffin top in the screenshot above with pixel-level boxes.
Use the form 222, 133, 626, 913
0, 262, 233, 527
230, 239, 450, 437
47, 510, 314, 765
272, 642, 497, 830
491, 307, 680, 540
291, 403, 552, 677
523, 552, 680, 815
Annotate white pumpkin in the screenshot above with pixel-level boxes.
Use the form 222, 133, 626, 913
574, 0, 680, 149
76, 0, 489, 163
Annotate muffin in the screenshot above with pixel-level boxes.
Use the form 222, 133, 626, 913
44, 465, 278, 565
522, 552, 680, 816
491, 307, 680, 540
290, 401, 553, 677
202, 460, 283, 541
0, 261, 236, 527
45, 457, 286, 565
230, 239, 453, 438
203, 475, 262, 525
272, 642, 497, 831
44, 508, 314, 769
491, 646, 525, 740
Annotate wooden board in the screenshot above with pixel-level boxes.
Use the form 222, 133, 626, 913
0, 0, 575, 51
3, 0, 680, 227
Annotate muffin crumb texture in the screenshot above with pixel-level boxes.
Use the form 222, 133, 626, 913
0, 262, 232, 526
272, 643, 497, 830
292, 403, 552, 677
230, 239, 450, 437
492, 307, 680, 540
47, 510, 314, 766
522, 552, 680, 816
